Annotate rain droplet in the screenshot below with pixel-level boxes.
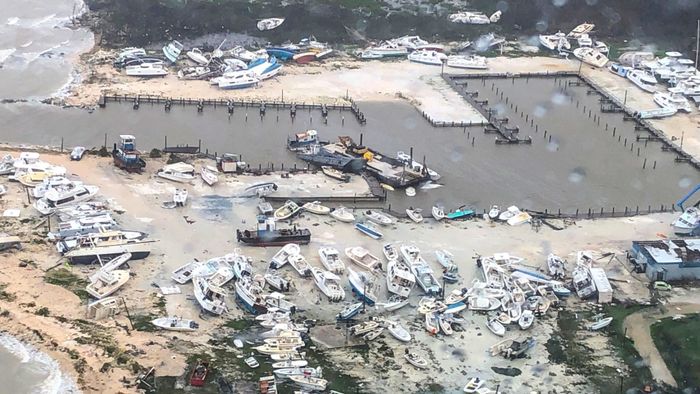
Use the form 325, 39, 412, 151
535, 20, 548, 32
533, 105, 547, 118
552, 0, 568, 6
568, 167, 586, 183
678, 176, 693, 188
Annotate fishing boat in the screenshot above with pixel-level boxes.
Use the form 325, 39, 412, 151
86, 270, 130, 299
237, 216, 311, 246
162, 40, 183, 62
257, 17, 285, 31
330, 206, 355, 222
672, 207, 700, 235
654, 92, 692, 112
626, 69, 658, 93
424, 312, 440, 334
364, 210, 393, 226
337, 302, 363, 320
310, 267, 345, 302
404, 351, 428, 368
345, 246, 382, 271
287, 130, 319, 152
446, 54, 487, 69
193, 276, 227, 315
587, 316, 613, 331
486, 318, 506, 336
547, 254, 567, 278
432, 205, 446, 221
386, 321, 411, 342
401, 244, 441, 295
468, 296, 501, 311
406, 208, 423, 223
302, 201, 330, 215
289, 375, 328, 391
34, 184, 99, 215
30, 176, 77, 197
318, 247, 345, 274
200, 166, 219, 186
156, 163, 196, 183
288, 254, 311, 277
383, 243, 399, 261
447, 206, 474, 220
273, 200, 302, 220
186, 48, 209, 65
463, 377, 486, 393
189, 360, 209, 387
348, 267, 378, 305
386, 259, 415, 297
519, 310, 535, 330
125, 63, 168, 77
355, 222, 383, 240
320, 166, 350, 182
271, 243, 301, 268
151, 316, 199, 332
573, 47, 609, 68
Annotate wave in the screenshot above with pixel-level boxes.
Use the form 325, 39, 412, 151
0, 48, 17, 64
7, 17, 19, 25
30, 13, 57, 28
20, 41, 33, 48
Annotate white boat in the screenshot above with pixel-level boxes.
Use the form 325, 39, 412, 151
162, 40, 183, 62
225, 45, 257, 62
547, 253, 566, 278
156, 163, 196, 183
320, 166, 350, 182
151, 316, 199, 332
264, 292, 296, 312
404, 351, 428, 368
498, 205, 520, 221
397, 151, 440, 180
438, 314, 453, 335
383, 243, 399, 261
271, 243, 300, 268
0, 185, 6, 196
302, 201, 330, 215
347, 267, 378, 305
408, 50, 447, 66
405, 187, 416, 197
382, 295, 410, 312
672, 207, 700, 235
330, 206, 355, 222
289, 375, 327, 391
595, 41, 609, 54
61, 231, 146, 255
186, 48, 209, 65
345, 246, 382, 271
193, 276, 227, 315
274, 200, 301, 220
200, 166, 219, 186
125, 63, 168, 77
539, 32, 570, 51
32, 176, 80, 199
256, 343, 301, 355
85, 269, 129, 299
173, 189, 188, 207
568, 23, 595, 38
360, 42, 408, 58
274, 367, 321, 379
577, 33, 593, 47
468, 296, 501, 311
489, 10, 502, 23
272, 360, 308, 369
257, 17, 285, 31
653, 92, 692, 113
364, 210, 393, 226
351, 320, 381, 335
406, 208, 423, 223
172, 260, 200, 284
449, 11, 490, 24
571, 264, 596, 299
318, 247, 345, 274
435, 249, 457, 271
463, 377, 486, 393
626, 69, 657, 93
401, 244, 441, 295
310, 267, 345, 302
425, 312, 439, 334
264, 272, 290, 294
218, 73, 259, 90
446, 55, 488, 69
337, 302, 363, 320
244, 357, 259, 368
235, 277, 269, 315
34, 185, 99, 215
587, 316, 613, 331
288, 254, 311, 277
486, 318, 505, 336
432, 205, 446, 221
270, 352, 305, 362
487, 205, 500, 219
232, 254, 252, 280
386, 259, 415, 297
573, 47, 609, 68
507, 211, 532, 226
518, 310, 535, 330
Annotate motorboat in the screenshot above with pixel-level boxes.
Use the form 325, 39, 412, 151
364, 327, 384, 341
360, 42, 408, 58
258, 200, 273, 215
577, 33, 593, 47
47, 216, 117, 241
573, 47, 609, 68
218, 73, 259, 90
547, 253, 567, 278
32, 176, 80, 198
594, 40, 609, 54
172, 189, 188, 207
274, 200, 302, 220
386, 259, 415, 297
438, 314, 453, 335
178, 66, 216, 80
425, 312, 439, 334
408, 50, 447, 66
539, 32, 570, 51
257, 17, 285, 31
242, 182, 277, 197
224, 46, 257, 62
435, 249, 457, 271
587, 316, 613, 331
507, 211, 532, 226
519, 310, 535, 330
321, 166, 350, 182
235, 277, 268, 315
172, 260, 200, 284
405, 187, 416, 197
489, 10, 502, 23
463, 377, 486, 393
318, 247, 345, 274
383, 243, 399, 261
626, 69, 657, 93
125, 63, 168, 77
302, 201, 330, 215
568, 23, 595, 38
151, 316, 199, 332
432, 205, 446, 221
162, 40, 184, 62
255, 342, 302, 355
264, 292, 296, 312
653, 92, 692, 113
396, 151, 440, 180
672, 207, 700, 235
390, 35, 429, 51
70, 146, 86, 161
289, 375, 327, 391
406, 208, 424, 223
445, 288, 469, 305
232, 254, 253, 280
34, 185, 99, 215
200, 166, 219, 186
350, 320, 381, 335
193, 276, 227, 315
345, 246, 382, 271
364, 210, 393, 226
59, 230, 148, 254
288, 253, 311, 277
383, 321, 410, 342
468, 296, 501, 311
186, 48, 209, 65
274, 367, 322, 379
486, 318, 506, 336
571, 264, 596, 299
348, 267, 378, 305
264, 272, 291, 293
189, 360, 209, 387
498, 205, 520, 221
550, 281, 571, 297
293, 51, 316, 64
271, 243, 300, 268
244, 357, 259, 368
86, 270, 130, 299
270, 352, 305, 362
449, 11, 490, 24
401, 245, 441, 295
337, 302, 363, 320
271, 360, 308, 369
382, 295, 410, 312
446, 55, 488, 69
447, 206, 474, 220
156, 163, 196, 183
310, 267, 345, 302
355, 222, 383, 240
404, 351, 428, 368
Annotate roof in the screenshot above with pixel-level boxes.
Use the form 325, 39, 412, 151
119, 134, 135, 139
634, 239, 700, 264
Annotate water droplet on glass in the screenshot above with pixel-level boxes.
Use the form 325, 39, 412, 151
533, 105, 547, 118
535, 21, 548, 32
551, 92, 568, 106
678, 177, 692, 188
546, 138, 560, 152
552, 0, 568, 7
568, 167, 586, 183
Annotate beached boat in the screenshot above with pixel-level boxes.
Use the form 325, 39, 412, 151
264, 271, 291, 293
302, 201, 330, 215
435, 249, 457, 271
258, 200, 273, 215
162, 40, 183, 62
449, 11, 490, 24
573, 47, 609, 68
486, 318, 506, 336
200, 166, 219, 186
193, 276, 227, 315
406, 208, 423, 223
468, 296, 501, 311
386, 259, 415, 297
345, 246, 382, 271
408, 49, 446, 65
360, 42, 408, 58
383, 243, 399, 261
189, 360, 209, 387
386, 321, 411, 342
507, 211, 532, 226
424, 312, 439, 334
242, 182, 278, 197
218, 73, 259, 90
151, 316, 199, 332
310, 267, 345, 302
271, 360, 308, 369
446, 54, 487, 69
463, 377, 486, 393
289, 375, 327, 391
587, 316, 613, 331
274, 366, 322, 379
288, 253, 311, 277
156, 163, 196, 183
654, 92, 692, 113
264, 292, 296, 312
404, 351, 428, 368
568, 22, 595, 38
348, 267, 378, 305
274, 200, 301, 220
255, 342, 302, 355
401, 244, 441, 295
86, 270, 130, 299
237, 216, 311, 246
318, 247, 345, 274
64, 240, 151, 265
363, 327, 384, 341
244, 357, 259, 368
355, 222, 383, 240
519, 310, 535, 330
292, 51, 316, 64
257, 17, 285, 31
539, 32, 570, 51
125, 63, 168, 77
549, 281, 571, 297
34, 184, 99, 215
364, 210, 393, 226
337, 302, 363, 320
186, 48, 209, 65
320, 166, 350, 182
271, 243, 300, 268
330, 206, 355, 223
270, 352, 305, 362
490, 337, 536, 359
438, 314, 453, 335
447, 206, 474, 220
672, 207, 700, 235
382, 295, 410, 312
405, 187, 416, 197
350, 320, 381, 335
178, 66, 216, 80
571, 264, 596, 299
577, 33, 593, 47
59, 230, 147, 254
626, 69, 657, 93
172, 188, 188, 207
547, 253, 567, 278
432, 205, 446, 221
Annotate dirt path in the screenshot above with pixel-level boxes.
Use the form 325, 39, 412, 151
623, 302, 700, 387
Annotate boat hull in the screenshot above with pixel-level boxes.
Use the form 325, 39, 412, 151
236, 229, 311, 246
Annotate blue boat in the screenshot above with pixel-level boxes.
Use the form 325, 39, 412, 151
266, 48, 296, 61
336, 302, 363, 320
348, 267, 378, 305
444, 301, 466, 314
446, 206, 474, 220
355, 222, 383, 240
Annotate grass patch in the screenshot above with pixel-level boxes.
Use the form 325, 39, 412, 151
650, 313, 700, 389
131, 314, 158, 332
223, 318, 256, 331
44, 268, 90, 301
0, 283, 16, 302
35, 307, 50, 316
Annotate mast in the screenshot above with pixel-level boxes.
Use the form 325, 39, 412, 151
696, 19, 699, 69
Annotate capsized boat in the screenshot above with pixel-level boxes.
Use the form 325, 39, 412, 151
672, 207, 700, 235
355, 222, 383, 240
318, 247, 345, 274
151, 316, 199, 332
310, 267, 345, 302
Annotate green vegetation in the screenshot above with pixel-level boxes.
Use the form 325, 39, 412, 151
44, 268, 90, 301
651, 313, 700, 389
131, 314, 158, 332
149, 148, 162, 158
0, 283, 17, 302
35, 307, 50, 316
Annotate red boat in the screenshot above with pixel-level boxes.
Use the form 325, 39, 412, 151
189, 360, 209, 387
293, 52, 316, 64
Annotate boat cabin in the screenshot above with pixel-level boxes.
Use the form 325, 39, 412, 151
112, 135, 146, 173
217, 153, 246, 173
